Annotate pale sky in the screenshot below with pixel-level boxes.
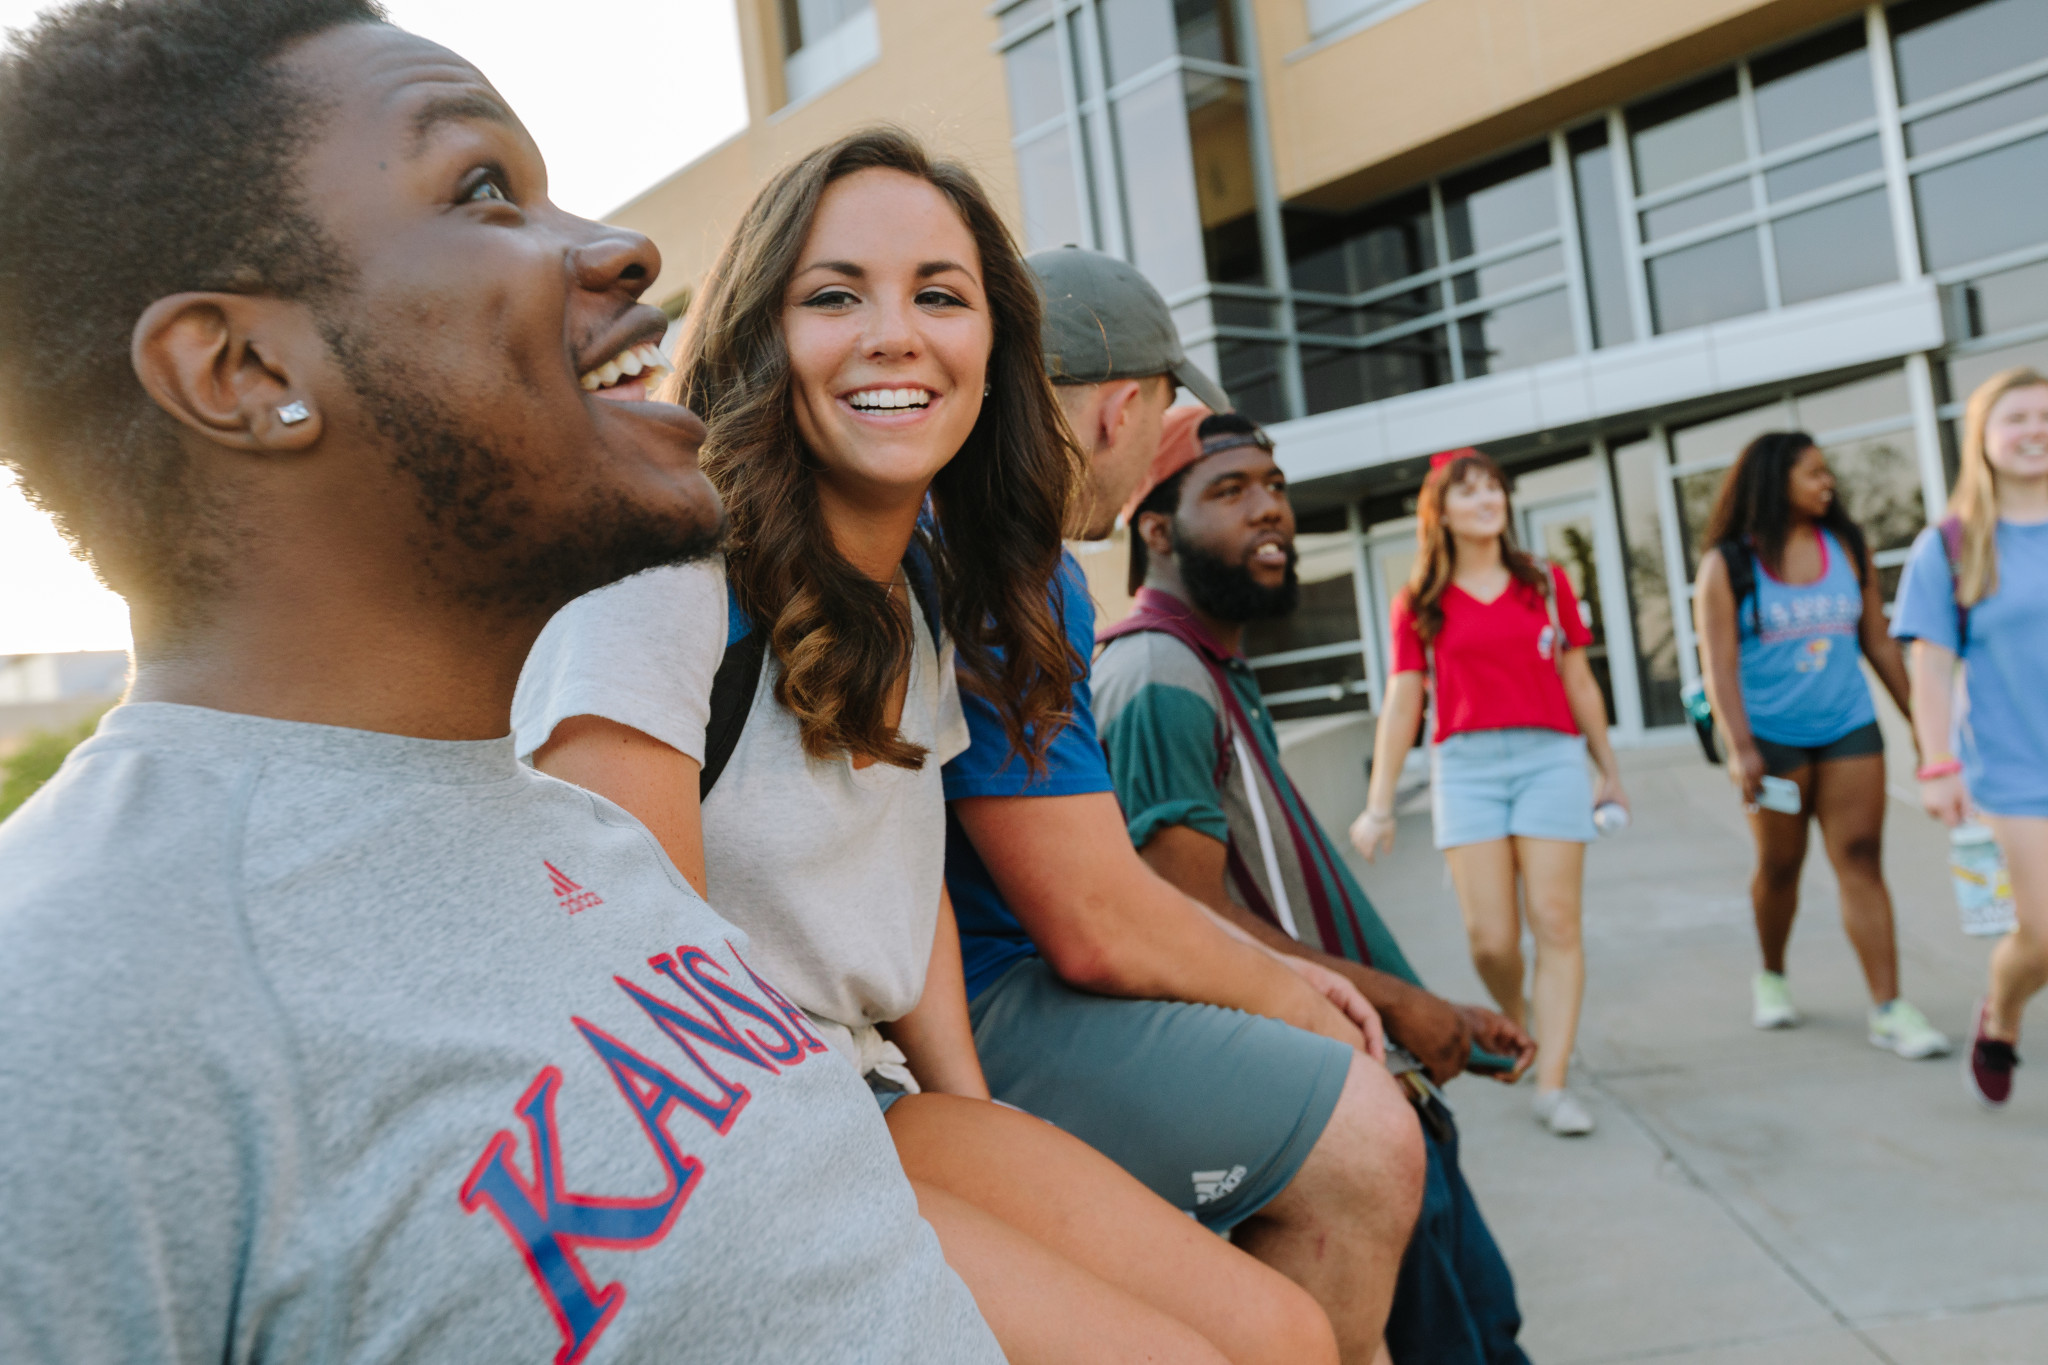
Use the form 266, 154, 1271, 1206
0, 0, 747, 656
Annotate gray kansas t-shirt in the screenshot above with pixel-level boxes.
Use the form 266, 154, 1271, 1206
0, 703, 999, 1365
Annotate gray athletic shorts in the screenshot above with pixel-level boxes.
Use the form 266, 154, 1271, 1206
968, 955, 1353, 1233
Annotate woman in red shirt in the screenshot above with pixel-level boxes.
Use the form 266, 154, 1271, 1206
1352, 450, 1627, 1136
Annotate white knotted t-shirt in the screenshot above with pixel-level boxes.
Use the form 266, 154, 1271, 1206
515, 558, 971, 1079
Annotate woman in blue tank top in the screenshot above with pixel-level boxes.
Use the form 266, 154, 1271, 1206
1694, 432, 1948, 1059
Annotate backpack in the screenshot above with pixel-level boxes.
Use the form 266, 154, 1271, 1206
698, 542, 942, 800
1715, 529, 1871, 639
1717, 537, 1762, 639
1689, 528, 1884, 765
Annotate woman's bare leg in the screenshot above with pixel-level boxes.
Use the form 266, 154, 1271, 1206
889, 1093, 1338, 1365
1515, 837, 1588, 1091
1809, 754, 1899, 1002
1746, 767, 1814, 977
1445, 838, 1526, 1027
1985, 815, 2048, 1041
907, 1176, 1231, 1365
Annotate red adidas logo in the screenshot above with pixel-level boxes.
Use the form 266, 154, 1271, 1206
545, 861, 604, 916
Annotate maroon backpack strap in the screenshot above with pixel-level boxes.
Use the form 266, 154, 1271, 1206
1937, 515, 1971, 651
1102, 605, 1306, 939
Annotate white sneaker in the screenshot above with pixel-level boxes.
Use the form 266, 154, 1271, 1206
1532, 1087, 1595, 1136
1752, 971, 1800, 1029
1870, 999, 1952, 1059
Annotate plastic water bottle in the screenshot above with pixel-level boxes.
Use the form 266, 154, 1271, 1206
1593, 802, 1630, 835
1950, 822, 2017, 938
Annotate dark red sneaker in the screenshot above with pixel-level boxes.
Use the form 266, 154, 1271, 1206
1967, 1004, 2020, 1110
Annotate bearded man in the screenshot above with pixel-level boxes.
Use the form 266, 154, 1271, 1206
1092, 409, 1534, 1365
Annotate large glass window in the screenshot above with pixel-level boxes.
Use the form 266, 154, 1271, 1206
1114, 76, 1209, 298
1629, 73, 1747, 197
1751, 22, 1876, 150
1283, 143, 1574, 414
1897, 0, 2048, 277
1891, 0, 2048, 106
999, 0, 2048, 445
1649, 233, 1769, 333
780, 0, 878, 106
1569, 124, 1635, 346
1610, 434, 1687, 727
1911, 132, 2048, 271
1000, 0, 1283, 417
1628, 23, 1896, 334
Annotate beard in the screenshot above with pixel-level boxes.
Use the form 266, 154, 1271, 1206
1171, 524, 1299, 623
326, 324, 724, 616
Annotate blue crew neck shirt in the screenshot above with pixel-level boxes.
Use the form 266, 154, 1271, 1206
1891, 518, 2048, 817
943, 552, 1116, 999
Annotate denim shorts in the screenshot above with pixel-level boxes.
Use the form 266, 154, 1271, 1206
1431, 727, 1596, 850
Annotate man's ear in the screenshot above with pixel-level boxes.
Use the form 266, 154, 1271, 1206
1135, 508, 1175, 560
131, 292, 324, 453
1097, 378, 1145, 445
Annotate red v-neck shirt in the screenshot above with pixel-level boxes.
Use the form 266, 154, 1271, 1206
1390, 565, 1592, 743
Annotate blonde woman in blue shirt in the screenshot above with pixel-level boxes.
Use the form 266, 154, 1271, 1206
1895, 367, 2048, 1109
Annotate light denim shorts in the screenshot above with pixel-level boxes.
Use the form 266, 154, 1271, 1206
1431, 727, 1596, 850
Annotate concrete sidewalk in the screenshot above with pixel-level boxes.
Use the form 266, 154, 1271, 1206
1351, 742, 2048, 1365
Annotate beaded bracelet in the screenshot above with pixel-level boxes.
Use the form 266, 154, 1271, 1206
1916, 758, 1963, 781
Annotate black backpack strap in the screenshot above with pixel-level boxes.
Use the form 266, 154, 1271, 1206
700, 584, 766, 802
902, 537, 942, 645
1719, 537, 1759, 636
700, 549, 944, 802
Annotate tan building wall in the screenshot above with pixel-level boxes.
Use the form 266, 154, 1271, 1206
613, 0, 1018, 314
1254, 0, 1870, 208
621, 0, 1890, 309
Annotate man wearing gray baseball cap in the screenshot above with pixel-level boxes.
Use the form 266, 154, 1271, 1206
940, 248, 1434, 1365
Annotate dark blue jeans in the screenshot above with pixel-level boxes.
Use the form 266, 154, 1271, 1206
1386, 1113, 1530, 1365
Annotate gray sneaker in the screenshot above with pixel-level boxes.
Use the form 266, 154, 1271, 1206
1532, 1087, 1595, 1136
1753, 971, 1800, 1029
1869, 998, 1951, 1059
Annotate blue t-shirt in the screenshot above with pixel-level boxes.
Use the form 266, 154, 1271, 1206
1891, 519, 2048, 816
1736, 528, 1877, 747
943, 553, 1115, 999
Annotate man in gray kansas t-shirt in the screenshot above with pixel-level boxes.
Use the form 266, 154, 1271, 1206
0, 706, 994, 1364
0, 5, 997, 1362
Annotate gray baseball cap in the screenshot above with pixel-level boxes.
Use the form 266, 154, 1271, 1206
1026, 246, 1232, 413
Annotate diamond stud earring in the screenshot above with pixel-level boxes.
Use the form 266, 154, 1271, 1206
277, 400, 310, 425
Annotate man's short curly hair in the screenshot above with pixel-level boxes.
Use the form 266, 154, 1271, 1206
0, 0, 383, 606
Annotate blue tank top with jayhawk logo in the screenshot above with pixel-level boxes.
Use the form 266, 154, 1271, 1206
1736, 527, 1876, 747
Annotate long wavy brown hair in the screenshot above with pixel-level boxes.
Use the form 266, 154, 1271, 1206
1404, 449, 1548, 643
671, 128, 1082, 771
1951, 366, 2048, 606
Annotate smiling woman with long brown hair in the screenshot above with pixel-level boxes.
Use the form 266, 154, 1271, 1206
1351, 450, 1624, 1138
514, 129, 1336, 1365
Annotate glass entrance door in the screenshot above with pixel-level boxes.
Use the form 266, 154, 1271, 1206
1362, 526, 1417, 702
1521, 495, 1617, 724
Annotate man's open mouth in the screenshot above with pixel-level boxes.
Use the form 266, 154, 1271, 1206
1249, 539, 1289, 569
578, 341, 670, 396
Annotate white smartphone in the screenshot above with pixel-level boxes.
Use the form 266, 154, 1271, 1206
1756, 774, 1803, 815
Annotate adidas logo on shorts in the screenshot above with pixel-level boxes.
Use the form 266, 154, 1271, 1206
1192, 1165, 1247, 1206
